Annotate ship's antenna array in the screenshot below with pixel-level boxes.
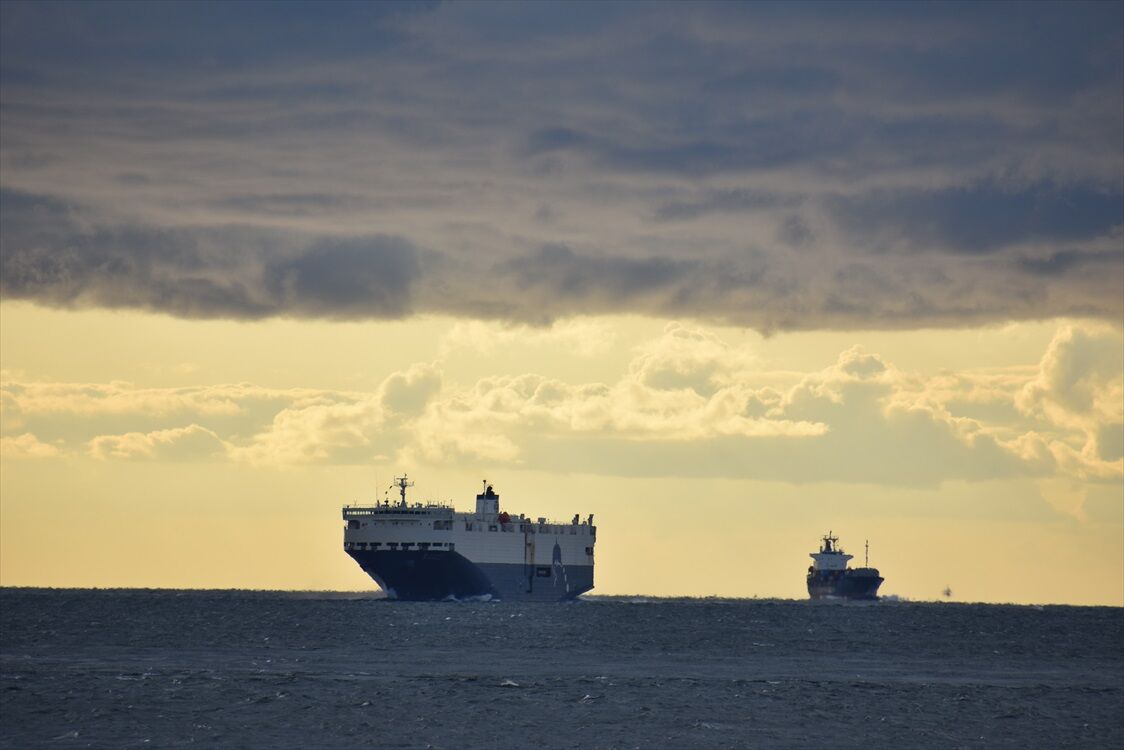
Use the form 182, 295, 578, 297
393, 474, 414, 507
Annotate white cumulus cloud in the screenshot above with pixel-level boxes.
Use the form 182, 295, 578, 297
0, 432, 60, 460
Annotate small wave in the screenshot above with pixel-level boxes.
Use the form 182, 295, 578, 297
440, 593, 494, 603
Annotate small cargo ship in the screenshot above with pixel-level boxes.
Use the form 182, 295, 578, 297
807, 532, 883, 600
343, 476, 595, 601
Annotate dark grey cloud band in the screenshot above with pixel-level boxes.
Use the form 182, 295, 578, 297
1, 2, 1120, 330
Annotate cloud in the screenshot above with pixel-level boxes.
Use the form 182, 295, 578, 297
629, 322, 759, 394
1037, 478, 1090, 521
439, 320, 616, 357
0, 432, 59, 459
0, 191, 422, 320
400, 324, 1116, 485
498, 244, 706, 307
1012, 324, 1124, 479
828, 181, 1123, 256
1018, 248, 1123, 277
2, 322, 1121, 484
1018, 324, 1124, 423
230, 364, 444, 466
0, 386, 26, 431
406, 324, 1123, 485
88, 424, 228, 461
1, 4, 1121, 331
230, 397, 385, 466
378, 362, 442, 416
1, 379, 248, 417
408, 368, 826, 467
653, 190, 800, 222
0, 378, 348, 461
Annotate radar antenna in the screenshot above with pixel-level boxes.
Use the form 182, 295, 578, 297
393, 475, 414, 507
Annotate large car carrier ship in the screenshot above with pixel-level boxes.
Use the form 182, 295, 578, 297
343, 477, 595, 601
806, 532, 883, 600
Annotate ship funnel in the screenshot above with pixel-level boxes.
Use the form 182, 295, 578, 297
475, 480, 499, 517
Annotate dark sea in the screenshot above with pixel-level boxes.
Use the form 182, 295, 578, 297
1, 589, 1121, 750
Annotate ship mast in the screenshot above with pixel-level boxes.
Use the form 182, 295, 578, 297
865, 539, 869, 567
393, 475, 414, 508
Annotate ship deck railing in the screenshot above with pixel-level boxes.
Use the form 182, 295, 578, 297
343, 503, 453, 517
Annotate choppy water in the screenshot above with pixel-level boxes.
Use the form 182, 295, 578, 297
1, 589, 1121, 749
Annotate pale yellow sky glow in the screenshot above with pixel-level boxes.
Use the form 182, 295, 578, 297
2, 302, 1120, 604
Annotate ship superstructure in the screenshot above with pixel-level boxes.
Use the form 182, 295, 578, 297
806, 532, 883, 600
343, 477, 595, 601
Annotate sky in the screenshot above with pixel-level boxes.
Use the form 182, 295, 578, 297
1, 1, 1121, 604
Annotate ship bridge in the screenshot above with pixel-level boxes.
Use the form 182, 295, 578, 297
809, 531, 852, 571
343, 475, 456, 536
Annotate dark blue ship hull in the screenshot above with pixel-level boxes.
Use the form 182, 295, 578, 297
347, 549, 593, 602
807, 569, 883, 600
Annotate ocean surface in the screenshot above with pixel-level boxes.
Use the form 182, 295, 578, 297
1, 589, 1121, 749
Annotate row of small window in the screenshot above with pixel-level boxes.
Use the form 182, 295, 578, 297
346, 541, 454, 551
349, 520, 440, 530
463, 522, 519, 532
461, 523, 590, 534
